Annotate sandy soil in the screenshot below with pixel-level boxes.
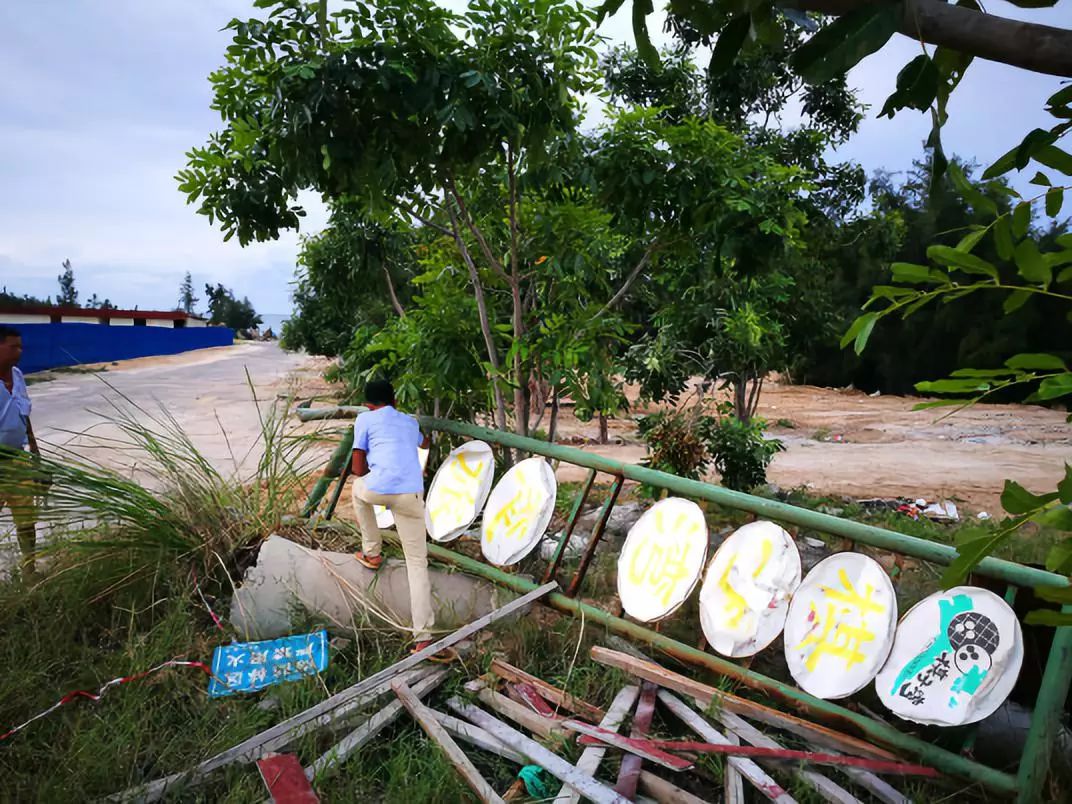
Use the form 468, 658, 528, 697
16, 345, 1072, 518
550, 380, 1072, 514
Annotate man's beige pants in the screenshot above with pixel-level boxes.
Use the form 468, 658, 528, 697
351, 476, 435, 642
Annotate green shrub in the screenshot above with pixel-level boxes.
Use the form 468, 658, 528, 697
708, 408, 785, 491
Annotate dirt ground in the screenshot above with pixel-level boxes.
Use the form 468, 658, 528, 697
19, 345, 1072, 516
550, 379, 1072, 515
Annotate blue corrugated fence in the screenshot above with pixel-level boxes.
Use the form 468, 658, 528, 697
13, 323, 235, 374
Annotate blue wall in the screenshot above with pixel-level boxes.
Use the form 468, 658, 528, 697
14, 323, 234, 374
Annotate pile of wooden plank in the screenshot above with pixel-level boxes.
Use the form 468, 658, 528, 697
384, 649, 941, 804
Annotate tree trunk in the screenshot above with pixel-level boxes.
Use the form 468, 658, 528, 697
549, 385, 560, 444
733, 378, 750, 424
599, 412, 609, 445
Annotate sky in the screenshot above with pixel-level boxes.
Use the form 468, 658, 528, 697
1, 1, 1070, 316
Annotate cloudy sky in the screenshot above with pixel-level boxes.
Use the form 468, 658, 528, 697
1, 1, 1069, 316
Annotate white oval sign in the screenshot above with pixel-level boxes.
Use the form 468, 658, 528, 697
424, 441, 495, 543
784, 553, 897, 699
617, 498, 708, 623
481, 457, 557, 566
699, 521, 801, 658
376, 447, 430, 529
874, 586, 1023, 726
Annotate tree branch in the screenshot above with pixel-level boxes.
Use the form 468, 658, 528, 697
444, 175, 512, 284
446, 202, 509, 434
382, 265, 406, 318
393, 200, 453, 237
593, 244, 656, 319
779, 0, 1072, 77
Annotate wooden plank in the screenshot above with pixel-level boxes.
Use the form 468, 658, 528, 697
586, 737, 938, 777
562, 721, 694, 771
820, 761, 909, 804
257, 754, 319, 804
617, 680, 657, 798
489, 658, 605, 722
706, 702, 885, 804
306, 669, 448, 782
475, 687, 565, 739
448, 698, 631, 804
429, 709, 528, 766
725, 732, 745, 804
591, 647, 896, 761
509, 682, 557, 718
657, 690, 797, 804
393, 681, 506, 804
636, 772, 714, 804
554, 686, 639, 804
117, 582, 557, 802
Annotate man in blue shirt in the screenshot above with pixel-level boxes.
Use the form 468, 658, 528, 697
0, 325, 41, 581
350, 379, 451, 658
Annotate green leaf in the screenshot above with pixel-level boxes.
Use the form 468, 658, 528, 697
950, 367, 1017, 378
1060, 267, 1072, 284
1024, 609, 1072, 627
879, 55, 939, 118
1036, 505, 1072, 532
984, 145, 1017, 180
1003, 289, 1031, 314
1014, 239, 1051, 284
915, 378, 991, 394
1005, 353, 1067, 370
949, 164, 998, 215
940, 533, 1009, 588
1015, 128, 1057, 170
1034, 584, 1072, 605
1030, 171, 1052, 187
891, 262, 942, 284
597, 0, 628, 22
1002, 479, 1059, 514
790, 3, 902, 84
709, 15, 752, 76
1047, 187, 1065, 218
1036, 144, 1072, 176
926, 244, 998, 278
1012, 202, 1031, 239
1036, 373, 1072, 400
1045, 537, 1072, 574
912, 399, 967, 411
1048, 84, 1072, 109
993, 217, 1014, 260
1060, 463, 1072, 505
956, 227, 987, 253
840, 312, 878, 354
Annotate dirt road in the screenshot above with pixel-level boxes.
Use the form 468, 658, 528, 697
16, 345, 1072, 517
26, 342, 330, 476
553, 381, 1072, 514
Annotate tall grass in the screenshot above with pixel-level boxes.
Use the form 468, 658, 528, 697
5, 374, 326, 583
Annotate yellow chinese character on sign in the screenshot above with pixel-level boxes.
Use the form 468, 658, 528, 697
487, 481, 539, 544
718, 539, 772, 628
429, 457, 485, 529
626, 512, 701, 607
795, 568, 885, 672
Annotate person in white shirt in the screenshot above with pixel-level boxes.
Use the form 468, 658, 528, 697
0, 325, 41, 581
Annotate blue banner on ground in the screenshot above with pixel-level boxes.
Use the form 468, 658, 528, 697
208, 630, 329, 697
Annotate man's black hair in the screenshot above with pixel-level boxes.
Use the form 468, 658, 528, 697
364, 379, 395, 406
0, 325, 21, 341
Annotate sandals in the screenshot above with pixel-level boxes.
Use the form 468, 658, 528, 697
411, 641, 459, 663
354, 551, 384, 570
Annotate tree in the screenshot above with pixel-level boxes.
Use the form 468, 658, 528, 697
85, 293, 115, 310
203, 283, 262, 332
0, 288, 51, 308
178, 272, 199, 315
57, 259, 77, 306
282, 206, 415, 357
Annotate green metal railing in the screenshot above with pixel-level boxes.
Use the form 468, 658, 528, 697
302, 415, 1072, 802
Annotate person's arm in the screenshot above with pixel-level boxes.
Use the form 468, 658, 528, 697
351, 448, 369, 477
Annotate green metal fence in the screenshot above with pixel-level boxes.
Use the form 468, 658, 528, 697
303, 415, 1072, 802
